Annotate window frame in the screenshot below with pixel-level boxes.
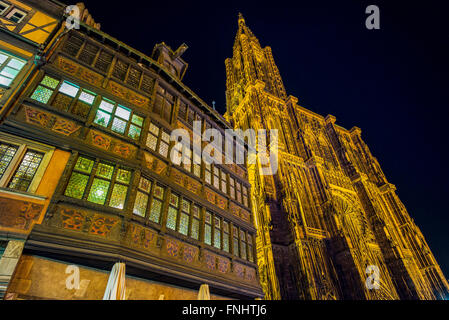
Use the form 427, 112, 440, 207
0, 50, 26, 88
0, 132, 54, 194
6, 7, 26, 24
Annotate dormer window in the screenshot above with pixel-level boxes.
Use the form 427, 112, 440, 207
6, 8, 26, 23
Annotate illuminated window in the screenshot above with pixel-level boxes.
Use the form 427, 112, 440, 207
64, 155, 131, 208
191, 205, 201, 240
146, 123, 159, 151
166, 193, 179, 230
229, 177, 235, 199
204, 211, 212, 245
232, 226, 239, 257
223, 221, 230, 252
240, 230, 247, 260
178, 198, 190, 236
243, 185, 249, 207
193, 151, 201, 178
0, 51, 25, 87
236, 182, 242, 203
213, 216, 221, 249
213, 166, 220, 190
149, 184, 165, 223
205, 163, 212, 184
94, 98, 143, 140
248, 234, 254, 262
0, 2, 10, 15
0, 134, 53, 193
220, 170, 227, 194
30, 76, 96, 119
159, 130, 170, 157
133, 176, 152, 217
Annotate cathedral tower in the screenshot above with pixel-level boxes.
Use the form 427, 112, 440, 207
225, 14, 449, 300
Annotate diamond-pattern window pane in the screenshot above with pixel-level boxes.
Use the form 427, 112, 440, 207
111, 117, 126, 134
146, 133, 157, 151
179, 212, 189, 235
166, 207, 177, 230
8, 150, 44, 192
153, 185, 164, 200
133, 191, 148, 217
74, 156, 94, 174
41, 76, 60, 89
138, 177, 151, 192
64, 172, 89, 199
109, 184, 128, 209
31, 85, 53, 104
149, 123, 159, 135
158, 141, 169, 157
191, 219, 199, 240
214, 231, 221, 249
96, 163, 114, 179
87, 178, 110, 204
149, 199, 162, 223
94, 110, 111, 127
0, 143, 18, 179
131, 114, 143, 126
169, 193, 179, 207
204, 225, 212, 245
181, 199, 190, 213
59, 81, 79, 97
223, 235, 229, 252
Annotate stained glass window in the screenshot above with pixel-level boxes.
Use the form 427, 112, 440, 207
0, 142, 18, 180
229, 177, 235, 199
243, 186, 249, 207
220, 170, 227, 194
213, 217, 221, 249
0, 51, 25, 87
158, 131, 170, 157
213, 167, 220, 189
236, 182, 242, 203
248, 234, 254, 262
7, 150, 43, 191
149, 184, 165, 223
146, 123, 159, 151
94, 98, 143, 140
205, 163, 211, 184
87, 178, 110, 204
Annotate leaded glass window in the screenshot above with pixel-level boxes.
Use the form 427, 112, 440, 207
229, 177, 235, 199
191, 205, 200, 240
0, 51, 25, 87
0, 142, 18, 180
149, 184, 165, 223
146, 123, 159, 151
30, 76, 96, 119
166, 193, 179, 230
220, 170, 227, 194
64, 156, 131, 208
158, 130, 170, 157
236, 182, 242, 203
205, 163, 211, 184
178, 198, 190, 236
213, 216, 221, 249
243, 185, 249, 207
223, 221, 230, 253
7, 150, 43, 192
213, 166, 220, 190
204, 211, 212, 245
94, 98, 143, 140
248, 234, 254, 262
233, 226, 239, 257
133, 176, 152, 217
193, 151, 201, 178
240, 230, 247, 260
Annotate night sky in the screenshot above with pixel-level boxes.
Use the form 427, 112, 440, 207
80, 0, 449, 277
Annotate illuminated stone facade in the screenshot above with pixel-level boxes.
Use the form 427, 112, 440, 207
224, 14, 449, 299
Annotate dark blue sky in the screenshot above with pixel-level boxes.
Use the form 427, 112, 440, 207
82, 0, 449, 277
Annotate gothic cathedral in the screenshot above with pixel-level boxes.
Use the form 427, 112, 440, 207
224, 14, 449, 300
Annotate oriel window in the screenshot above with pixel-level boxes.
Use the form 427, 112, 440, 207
0, 51, 25, 87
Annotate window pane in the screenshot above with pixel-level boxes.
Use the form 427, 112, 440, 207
0, 53, 8, 64
138, 176, 151, 193
115, 105, 131, 120
181, 199, 190, 213
87, 178, 110, 204
169, 193, 179, 207
149, 199, 162, 223
233, 238, 239, 256
149, 123, 159, 135
116, 169, 131, 184
31, 85, 53, 104
131, 114, 143, 126
78, 90, 95, 105
8, 150, 43, 192
0, 75, 11, 86
41, 75, 60, 89
0, 143, 18, 179
158, 141, 169, 157
59, 81, 79, 97
96, 163, 114, 179
133, 191, 148, 217
204, 224, 211, 245
1, 66, 19, 78
146, 133, 157, 150
191, 219, 199, 240
7, 58, 25, 70
153, 185, 164, 200
99, 99, 114, 112
128, 124, 141, 140
111, 117, 127, 134
109, 184, 128, 209
241, 242, 247, 259
94, 110, 111, 127
74, 156, 94, 173
214, 229, 221, 249
179, 212, 189, 235
64, 172, 89, 199
166, 207, 177, 230
223, 234, 229, 252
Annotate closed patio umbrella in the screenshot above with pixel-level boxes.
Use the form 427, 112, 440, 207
103, 262, 126, 300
